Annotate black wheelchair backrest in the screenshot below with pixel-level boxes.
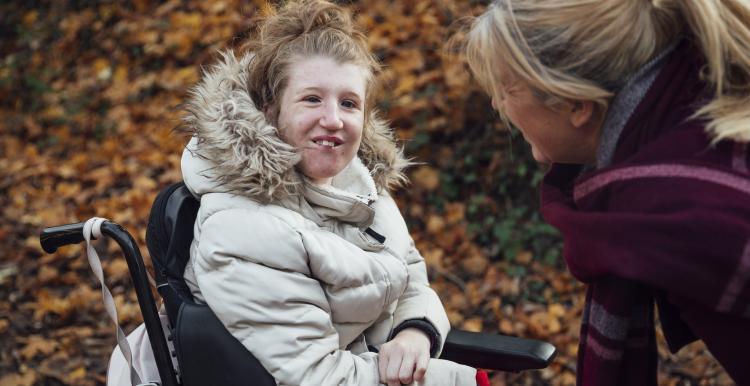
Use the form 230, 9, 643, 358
145, 181, 276, 386
146, 182, 198, 326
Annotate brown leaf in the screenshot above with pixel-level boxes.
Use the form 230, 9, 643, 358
55, 182, 81, 198
411, 166, 440, 191
548, 303, 566, 318
461, 317, 483, 332
66, 367, 87, 382
461, 254, 488, 276
93, 58, 112, 81
20, 335, 58, 360
33, 289, 73, 321
515, 250, 533, 265
498, 319, 515, 335
422, 247, 444, 270
37, 266, 58, 284
22, 11, 38, 27
0, 372, 36, 386
444, 203, 465, 225
105, 259, 130, 281
425, 214, 445, 234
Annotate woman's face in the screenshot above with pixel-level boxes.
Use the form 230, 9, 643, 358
276, 56, 367, 185
492, 70, 601, 165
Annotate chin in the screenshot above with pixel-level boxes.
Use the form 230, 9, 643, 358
531, 150, 552, 164
300, 148, 361, 182
301, 165, 344, 182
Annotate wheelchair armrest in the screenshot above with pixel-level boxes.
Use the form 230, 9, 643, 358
439, 329, 557, 372
175, 302, 556, 384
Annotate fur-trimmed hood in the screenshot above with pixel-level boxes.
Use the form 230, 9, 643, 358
178, 51, 409, 204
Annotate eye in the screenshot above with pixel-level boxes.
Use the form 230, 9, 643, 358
502, 86, 516, 97
303, 95, 321, 103
341, 99, 359, 109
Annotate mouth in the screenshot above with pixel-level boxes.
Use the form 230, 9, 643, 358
311, 136, 344, 148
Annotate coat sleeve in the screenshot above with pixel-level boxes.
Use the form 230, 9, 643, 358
378, 195, 451, 357
389, 240, 452, 357
194, 209, 383, 386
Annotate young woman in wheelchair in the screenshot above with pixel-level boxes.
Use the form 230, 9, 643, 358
124, 1, 485, 385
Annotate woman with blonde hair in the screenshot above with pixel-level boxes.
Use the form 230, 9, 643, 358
107, 0, 488, 385
466, 0, 750, 384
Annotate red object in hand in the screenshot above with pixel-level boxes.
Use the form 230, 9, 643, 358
476, 369, 490, 386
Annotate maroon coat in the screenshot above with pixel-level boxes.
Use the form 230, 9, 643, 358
540, 40, 750, 385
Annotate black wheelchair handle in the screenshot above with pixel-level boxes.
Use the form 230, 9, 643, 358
38, 220, 180, 386
40, 222, 88, 253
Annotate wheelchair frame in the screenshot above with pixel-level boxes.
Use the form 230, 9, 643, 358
39, 182, 557, 386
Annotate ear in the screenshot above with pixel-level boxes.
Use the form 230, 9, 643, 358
569, 100, 595, 129
263, 103, 278, 127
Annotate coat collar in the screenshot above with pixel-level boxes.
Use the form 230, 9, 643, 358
297, 158, 378, 228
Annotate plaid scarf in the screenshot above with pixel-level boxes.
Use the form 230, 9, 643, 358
540, 39, 750, 385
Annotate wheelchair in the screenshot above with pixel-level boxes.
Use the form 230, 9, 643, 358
40, 181, 557, 386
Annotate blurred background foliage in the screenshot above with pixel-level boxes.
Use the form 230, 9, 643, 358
0, 0, 732, 385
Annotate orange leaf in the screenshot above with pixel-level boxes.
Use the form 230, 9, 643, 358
411, 166, 440, 191
20, 335, 58, 360
461, 317, 483, 332
0, 372, 36, 386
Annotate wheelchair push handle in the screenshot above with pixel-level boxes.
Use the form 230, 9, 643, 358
40, 222, 88, 253
38, 220, 180, 386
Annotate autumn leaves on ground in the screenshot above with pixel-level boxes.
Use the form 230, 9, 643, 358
0, 1, 734, 385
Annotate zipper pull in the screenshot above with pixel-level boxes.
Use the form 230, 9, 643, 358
364, 227, 386, 243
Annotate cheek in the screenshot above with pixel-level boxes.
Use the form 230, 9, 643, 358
500, 98, 523, 123
347, 117, 364, 145
351, 125, 364, 146
281, 115, 313, 145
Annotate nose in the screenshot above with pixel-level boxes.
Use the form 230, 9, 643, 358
319, 102, 343, 130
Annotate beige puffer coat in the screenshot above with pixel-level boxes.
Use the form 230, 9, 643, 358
178, 52, 477, 386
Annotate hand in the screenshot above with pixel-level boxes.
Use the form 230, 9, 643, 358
378, 327, 431, 386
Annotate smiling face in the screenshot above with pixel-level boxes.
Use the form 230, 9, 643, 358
492, 69, 603, 165
275, 56, 367, 185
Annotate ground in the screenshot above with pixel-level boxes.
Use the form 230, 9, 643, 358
0, 1, 735, 385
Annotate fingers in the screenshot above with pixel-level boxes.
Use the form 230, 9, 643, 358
378, 331, 432, 385
388, 353, 405, 386
383, 350, 404, 386
397, 354, 416, 385
380, 346, 417, 385
378, 343, 402, 386
378, 347, 389, 384
413, 353, 429, 382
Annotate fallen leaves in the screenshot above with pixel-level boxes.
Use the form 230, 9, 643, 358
411, 165, 441, 191
0, 0, 733, 385
20, 336, 58, 361
0, 372, 37, 386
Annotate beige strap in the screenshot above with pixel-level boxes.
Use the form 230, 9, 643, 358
83, 217, 144, 386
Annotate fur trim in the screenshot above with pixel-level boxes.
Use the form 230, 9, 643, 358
177, 50, 409, 202
360, 114, 412, 192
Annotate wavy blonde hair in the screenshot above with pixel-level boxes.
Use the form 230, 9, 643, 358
466, 0, 750, 142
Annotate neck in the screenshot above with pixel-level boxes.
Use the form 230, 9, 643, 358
309, 177, 333, 186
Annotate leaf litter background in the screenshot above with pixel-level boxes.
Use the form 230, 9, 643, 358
0, 1, 735, 385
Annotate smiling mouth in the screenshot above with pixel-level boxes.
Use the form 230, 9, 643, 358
311, 136, 344, 148
314, 140, 340, 148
